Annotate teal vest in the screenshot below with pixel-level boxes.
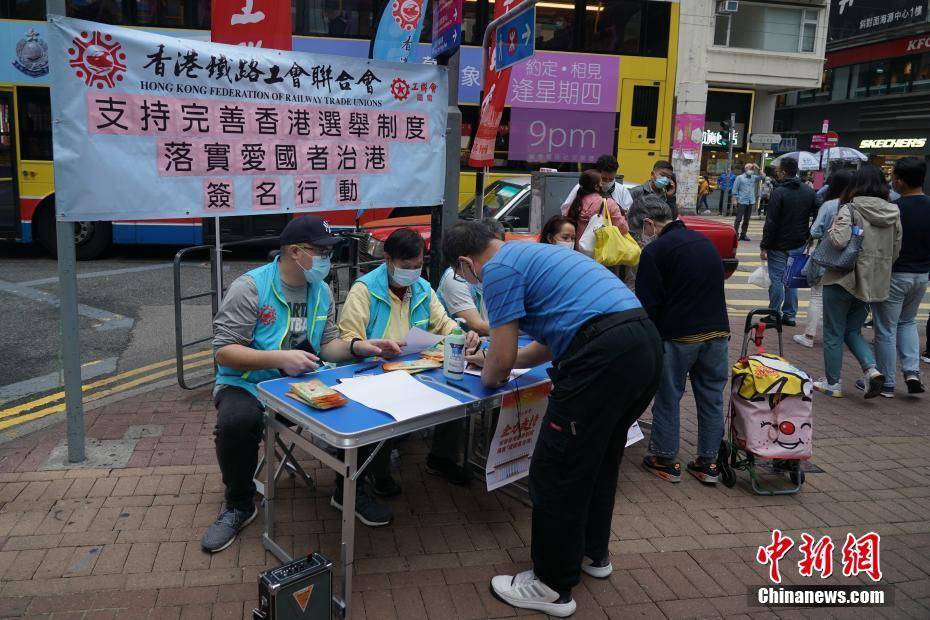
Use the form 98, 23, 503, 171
215, 257, 331, 397
357, 263, 432, 338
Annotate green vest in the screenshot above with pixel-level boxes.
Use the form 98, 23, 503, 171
357, 263, 431, 338
215, 257, 330, 397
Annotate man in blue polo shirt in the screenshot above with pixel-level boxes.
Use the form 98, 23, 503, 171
445, 222, 663, 618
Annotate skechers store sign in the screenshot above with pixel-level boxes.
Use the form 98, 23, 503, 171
858, 138, 927, 149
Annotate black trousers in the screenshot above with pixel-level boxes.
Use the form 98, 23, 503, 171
734, 203, 753, 237
717, 190, 727, 214
530, 310, 663, 593
214, 386, 265, 511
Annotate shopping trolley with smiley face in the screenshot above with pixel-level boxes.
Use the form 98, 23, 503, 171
717, 309, 813, 495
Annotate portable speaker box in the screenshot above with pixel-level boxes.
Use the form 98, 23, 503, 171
253, 553, 333, 620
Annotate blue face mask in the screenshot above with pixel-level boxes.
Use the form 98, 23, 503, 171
654, 176, 670, 189
391, 265, 421, 287
301, 252, 331, 284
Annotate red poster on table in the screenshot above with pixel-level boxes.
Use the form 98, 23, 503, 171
211, 0, 292, 51
467, 0, 518, 168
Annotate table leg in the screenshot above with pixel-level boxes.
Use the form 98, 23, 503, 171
263, 416, 276, 551
339, 446, 357, 618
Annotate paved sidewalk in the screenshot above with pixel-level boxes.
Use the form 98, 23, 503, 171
0, 331, 929, 619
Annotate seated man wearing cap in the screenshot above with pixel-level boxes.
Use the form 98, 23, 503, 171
339, 228, 479, 504
202, 216, 402, 553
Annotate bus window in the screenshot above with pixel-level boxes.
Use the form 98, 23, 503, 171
582, 0, 669, 58
1, 0, 46, 20
294, 0, 375, 38
66, 0, 124, 24
17, 87, 52, 161
535, 2, 575, 52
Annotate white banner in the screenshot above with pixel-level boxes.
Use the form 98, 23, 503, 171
48, 16, 447, 221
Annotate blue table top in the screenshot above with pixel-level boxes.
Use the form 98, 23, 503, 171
257, 356, 551, 442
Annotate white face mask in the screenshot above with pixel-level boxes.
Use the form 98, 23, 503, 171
555, 240, 575, 250
390, 265, 421, 287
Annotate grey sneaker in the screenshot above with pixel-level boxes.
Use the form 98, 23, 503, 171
331, 485, 393, 527
201, 505, 258, 553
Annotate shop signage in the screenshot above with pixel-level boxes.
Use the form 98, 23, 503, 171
703, 122, 743, 148
859, 138, 927, 148
829, 0, 925, 42
48, 16, 447, 221
508, 109, 615, 163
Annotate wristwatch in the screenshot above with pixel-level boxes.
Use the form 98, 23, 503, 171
349, 338, 361, 358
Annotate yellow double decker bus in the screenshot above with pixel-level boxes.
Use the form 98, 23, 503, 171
0, 0, 677, 258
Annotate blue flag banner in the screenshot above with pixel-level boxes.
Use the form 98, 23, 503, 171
47, 15, 447, 222
370, 0, 429, 63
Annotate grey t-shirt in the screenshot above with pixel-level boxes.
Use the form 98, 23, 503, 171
437, 267, 487, 319
213, 274, 339, 355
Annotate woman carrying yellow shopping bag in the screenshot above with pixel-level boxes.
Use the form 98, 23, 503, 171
563, 170, 638, 266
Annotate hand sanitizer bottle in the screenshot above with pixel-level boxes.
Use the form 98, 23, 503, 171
443, 324, 466, 381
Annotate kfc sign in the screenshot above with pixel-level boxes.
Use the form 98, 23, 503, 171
906, 35, 930, 51
859, 138, 927, 149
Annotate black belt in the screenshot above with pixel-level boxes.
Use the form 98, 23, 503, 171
562, 308, 648, 360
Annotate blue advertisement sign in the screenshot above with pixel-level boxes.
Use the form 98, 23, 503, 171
495, 8, 535, 71
370, 0, 430, 63
432, 0, 463, 60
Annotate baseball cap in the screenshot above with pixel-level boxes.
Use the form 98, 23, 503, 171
279, 216, 340, 246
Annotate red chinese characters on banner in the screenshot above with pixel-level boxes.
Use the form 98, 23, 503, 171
467, 0, 519, 168
841, 532, 883, 582
756, 529, 795, 584
211, 0, 292, 51
798, 533, 834, 579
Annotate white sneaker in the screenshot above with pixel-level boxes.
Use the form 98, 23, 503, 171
863, 368, 884, 399
812, 379, 843, 398
581, 555, 613, 579
793, 334, 814, 348
921, 353, 930, 364
490, 570, 576, 617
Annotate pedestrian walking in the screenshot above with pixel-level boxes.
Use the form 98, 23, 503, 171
202, 217, 403, 552
870, 157, 929, 396
732, 163, 761, 241
717, 168, 736, 215
561, 154, 633, 213
812, 165, 902, 399
794, 169, 855, 349
444, 222, 662, 617
540, 215, 577, 248
759, 172, 774, 217
561, 169, 628, 253
760, 157, 818, 327
697, 175, 711, 214
635, 200, 729, 485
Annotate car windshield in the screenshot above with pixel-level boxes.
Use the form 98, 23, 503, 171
459, 181, 523, 219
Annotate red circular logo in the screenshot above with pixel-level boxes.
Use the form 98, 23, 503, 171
390, 78, 410, 101
391, 0, 422, 31
68, 31, 127, 89
258, 305, 277, 325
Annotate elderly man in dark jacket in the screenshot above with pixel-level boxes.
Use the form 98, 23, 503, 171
635, 200, 730, 485
760, 157, 818, 326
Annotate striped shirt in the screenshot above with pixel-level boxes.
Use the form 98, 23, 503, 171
482, 242, 642, 359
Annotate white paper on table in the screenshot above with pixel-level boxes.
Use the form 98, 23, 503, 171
401, 326, 445, 355
332, 370, 461, 421
626, 421, 644, 447
464, 365, 531, 381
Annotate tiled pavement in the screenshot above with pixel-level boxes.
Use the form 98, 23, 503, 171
0, 326, 929, 619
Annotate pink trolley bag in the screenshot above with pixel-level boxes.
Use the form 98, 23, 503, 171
717, 309, 813, 495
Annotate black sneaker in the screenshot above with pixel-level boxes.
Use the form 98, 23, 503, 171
905, 373, 925, 394
642, 455, 681, 483
201, 504, 258, 553
331, 486, 393, 527
687, 459, 720, 484
367, 473, 402, 497
782, 317, 797, 327
426, 454, 470, 485
740, 235, 751, 241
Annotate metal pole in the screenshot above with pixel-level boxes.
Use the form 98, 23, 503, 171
431, 47, 462, 288
48, 0, 84, 463
474, 0, 538, 206
724, 111, 736, 212
213, 217, 223, 303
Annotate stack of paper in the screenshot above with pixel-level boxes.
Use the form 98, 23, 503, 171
288, 379, 348, 410
333, 370, 462, 421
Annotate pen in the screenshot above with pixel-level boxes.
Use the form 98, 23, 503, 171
353, 363, 379, 374
419, 374, 472, 395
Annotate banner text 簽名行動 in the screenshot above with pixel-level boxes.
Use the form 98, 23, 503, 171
48, 16, 448, 221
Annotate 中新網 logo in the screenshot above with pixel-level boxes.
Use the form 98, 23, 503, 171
69, 30, 127, 89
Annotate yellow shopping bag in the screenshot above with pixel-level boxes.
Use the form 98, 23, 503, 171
593, 201, 641, 267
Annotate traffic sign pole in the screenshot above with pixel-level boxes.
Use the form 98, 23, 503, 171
474, 0, 538, 206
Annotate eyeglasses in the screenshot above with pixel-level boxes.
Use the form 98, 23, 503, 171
298, 245, 334, 259
452, 261, 469, 283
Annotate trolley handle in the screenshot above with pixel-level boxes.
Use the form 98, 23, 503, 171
743, 308, 782, 334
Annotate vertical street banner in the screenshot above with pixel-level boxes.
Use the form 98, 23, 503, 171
211, 0, 292, 50
370, 0, 429, 63
467, 0, 518, 168
47, 16, 447, 221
